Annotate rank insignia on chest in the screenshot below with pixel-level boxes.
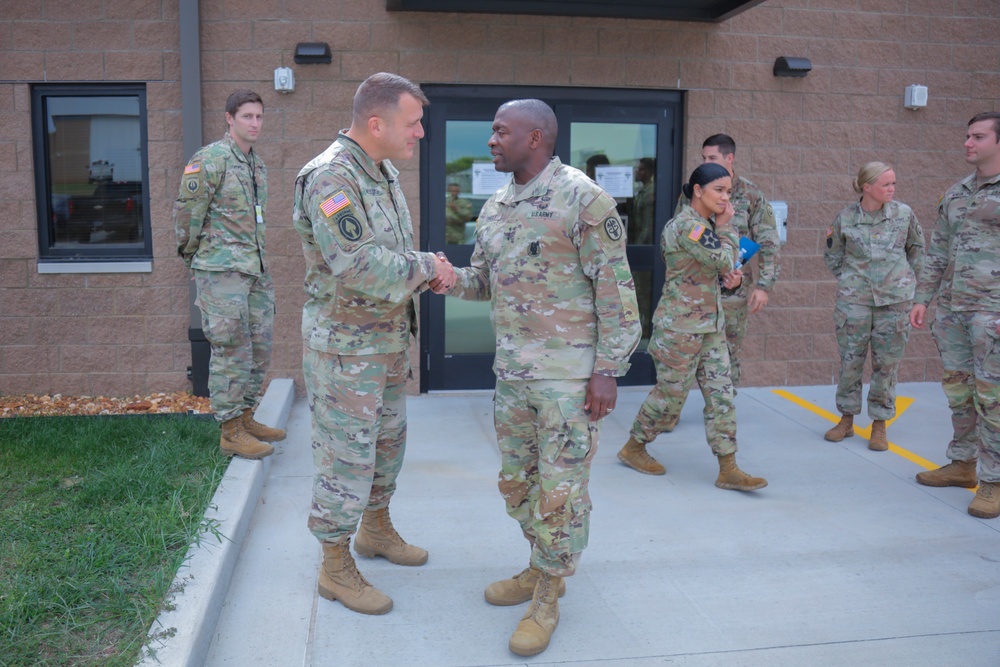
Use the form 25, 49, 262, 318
528, 241, 540, 257
604, 216, 623, 242
320, 191, 351, 218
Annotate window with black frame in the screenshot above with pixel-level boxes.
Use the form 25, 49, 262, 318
31, 84, 152, 264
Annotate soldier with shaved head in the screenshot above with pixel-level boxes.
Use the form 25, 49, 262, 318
433, 98, 641, 656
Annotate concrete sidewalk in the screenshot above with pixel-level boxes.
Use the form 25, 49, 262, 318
177, 382, 1000, 666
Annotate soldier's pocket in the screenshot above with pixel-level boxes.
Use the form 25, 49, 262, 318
196, 291, 244, 347
982, 320, 1000, 382
834, 303, 850, 333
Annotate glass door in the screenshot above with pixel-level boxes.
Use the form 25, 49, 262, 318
419, 86, 683, 391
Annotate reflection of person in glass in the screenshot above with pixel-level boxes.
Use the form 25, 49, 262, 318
630, 157, 655, 245
618, 163, 767, 492
584, 153, 609, 180
445, 182, 472, 244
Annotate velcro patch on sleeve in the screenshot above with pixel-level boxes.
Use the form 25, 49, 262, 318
582, 191, 618, 226
320, 190, 351, 218
688, 224, 706, 242
184, 163, 201, 175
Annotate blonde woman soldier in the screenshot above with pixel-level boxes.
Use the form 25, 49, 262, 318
823, 162, 924, 450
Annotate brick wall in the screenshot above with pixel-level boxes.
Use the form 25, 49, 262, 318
1, 0, 998, 397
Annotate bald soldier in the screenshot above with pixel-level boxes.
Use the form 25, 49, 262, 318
293, 73, 455, 615
433, 99, 641, 656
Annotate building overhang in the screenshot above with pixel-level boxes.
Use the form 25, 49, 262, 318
386, 0, 766, 23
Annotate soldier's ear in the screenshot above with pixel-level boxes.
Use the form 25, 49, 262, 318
368, 115, 382, 137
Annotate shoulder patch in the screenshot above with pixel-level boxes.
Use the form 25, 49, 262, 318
697, 228, 721, 249
603, 216, 624, 242
320, 190, 351, 218
336, 212, 363, 242
825, 226, 833, 237
184, 163, 201, 175
184, 176, 200, 194
688, 224, 706, 242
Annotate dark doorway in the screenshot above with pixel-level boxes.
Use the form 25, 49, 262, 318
419, 85, 684, 391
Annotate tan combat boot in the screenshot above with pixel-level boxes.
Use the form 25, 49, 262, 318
241, 407, 286, 442
617, 436, 666, 475
318, 541, 392, 615
485, 566, 567, 606
220, 416, 274, 460
915, 460, 977, 488
508, 572, 562, 656
354, 507, 428, 566
824, 414, 854, 442
968, 482, 1000, 519
868, 420, 888, 451
715, 453, 768, 491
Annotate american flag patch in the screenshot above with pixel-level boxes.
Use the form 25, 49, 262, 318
184, 163, 201, 175
688, 224, 706, 242
320, 191, 351, 218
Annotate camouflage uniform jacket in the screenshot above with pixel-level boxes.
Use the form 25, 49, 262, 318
293, 133, 438, 356
655, 205, 738, 334
675, 173, 780, 290
915, 171, 1000, 312
449, 157, 641, 381
174, 133, 267, 275
824, 200, 924, 307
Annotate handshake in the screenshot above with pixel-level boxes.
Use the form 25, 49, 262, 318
429, 252, 456, 294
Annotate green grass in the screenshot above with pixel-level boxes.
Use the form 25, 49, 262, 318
0, 415, 228, 667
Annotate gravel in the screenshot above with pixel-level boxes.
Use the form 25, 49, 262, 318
0, 392, 213, 418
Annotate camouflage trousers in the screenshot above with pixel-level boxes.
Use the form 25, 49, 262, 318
931, 308, 1000, 482
722, 281, 752, 387
494, 379, 598, 578
631, 328, 737, 456
303, 348, 408, 544
833, 300, 910, 421
193, 269, 274, 423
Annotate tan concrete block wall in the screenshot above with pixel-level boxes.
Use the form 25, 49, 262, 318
1, 0, 999, 398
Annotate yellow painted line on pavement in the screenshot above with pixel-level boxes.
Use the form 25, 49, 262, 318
771, 389, 951, 475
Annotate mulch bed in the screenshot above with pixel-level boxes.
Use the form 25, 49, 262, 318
0, 392, 213, 418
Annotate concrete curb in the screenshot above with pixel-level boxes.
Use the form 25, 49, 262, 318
139, 379, 296, 667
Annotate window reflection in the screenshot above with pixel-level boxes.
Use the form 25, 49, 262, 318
44, 95, 145, 249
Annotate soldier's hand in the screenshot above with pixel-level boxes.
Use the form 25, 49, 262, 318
584, 374, 617, 422
716, 202, 735, 227
721, 268, 743, 290
748, 288, 769, 313
429, 252, 455, 294
910, 303, 927, 329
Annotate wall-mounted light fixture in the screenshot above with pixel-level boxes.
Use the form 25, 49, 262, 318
294, 42, 332, 64
773, 56, 811, 78
904, 84, 928, 110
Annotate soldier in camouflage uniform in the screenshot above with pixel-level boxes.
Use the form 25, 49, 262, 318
823, 162, 924, 451
173, 89, 283, 460
675, 134, 780, 387
619, 163, 767, 492
434, 99, 640, 657
293, 73, 455, 616
911, 111, 1000, 519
